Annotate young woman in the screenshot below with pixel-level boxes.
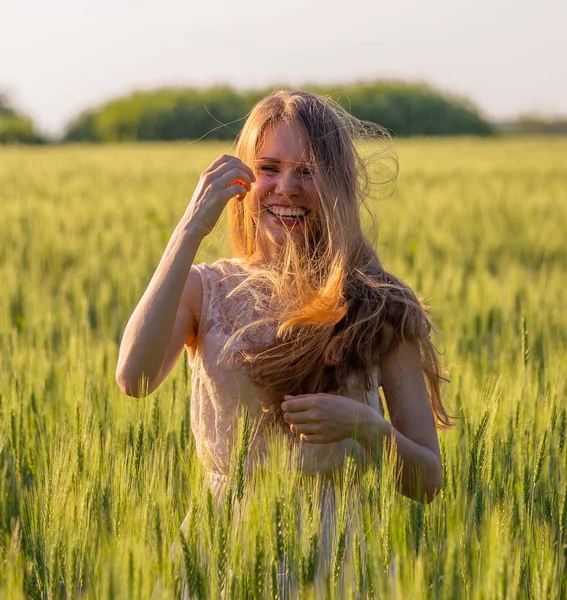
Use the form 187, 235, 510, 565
116, 90, 452, 595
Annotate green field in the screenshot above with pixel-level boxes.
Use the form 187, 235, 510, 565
1, 137, 566, 599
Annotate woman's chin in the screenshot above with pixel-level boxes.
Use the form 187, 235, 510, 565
265, 228, 305, 249
255, 216, 318, 260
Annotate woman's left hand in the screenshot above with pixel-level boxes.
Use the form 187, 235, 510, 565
281, 393, 383, 444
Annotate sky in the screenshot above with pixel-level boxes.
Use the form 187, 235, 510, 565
1, 0, 566, 136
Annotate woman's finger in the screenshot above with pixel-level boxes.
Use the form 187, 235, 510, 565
217, 167, 254, 190
219, 184, 248, 201
210, 158, 256, 183
230, 178, 251, 192
203, 153, 234, 174
294, 423, 320, 435
300, 433, 324, 444
283, 409, 318, 425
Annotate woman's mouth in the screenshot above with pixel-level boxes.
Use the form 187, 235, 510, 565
264, 205, 311, 225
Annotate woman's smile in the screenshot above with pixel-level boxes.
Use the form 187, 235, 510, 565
263, 203, 312, 226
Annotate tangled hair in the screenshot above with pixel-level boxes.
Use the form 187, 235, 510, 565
223, 90, 453, 429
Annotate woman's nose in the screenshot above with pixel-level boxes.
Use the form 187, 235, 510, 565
274, 170, 300, 198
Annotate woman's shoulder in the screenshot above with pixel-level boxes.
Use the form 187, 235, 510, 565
354, 265, 430, 352
193, 257, 248, 279
375, 269, 430, 338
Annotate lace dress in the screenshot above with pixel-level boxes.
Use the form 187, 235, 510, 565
174, 257, 385, 597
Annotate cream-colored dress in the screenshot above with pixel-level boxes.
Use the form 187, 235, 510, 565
174, 257, 385, 598
186, 258, 383, 497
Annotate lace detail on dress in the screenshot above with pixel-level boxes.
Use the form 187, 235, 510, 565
187, 257, 383, 481
197, 258, 276, 358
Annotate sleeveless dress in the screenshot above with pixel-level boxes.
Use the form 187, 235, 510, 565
186, 258, 383, 495
173, 257, 385, 598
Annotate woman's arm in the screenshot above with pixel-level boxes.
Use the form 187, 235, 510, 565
115, 154, 255, 398
359, 334, 443, 503
115, 221, 205, 397
358, 404, 442, 503
281, 339, 442, 503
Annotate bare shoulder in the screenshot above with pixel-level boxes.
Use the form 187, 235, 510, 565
380, 324, 421, 383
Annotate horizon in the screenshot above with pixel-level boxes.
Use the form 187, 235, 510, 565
2, 0, 566, 136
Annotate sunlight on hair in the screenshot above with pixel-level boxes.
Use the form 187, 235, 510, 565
218, 90, 452, 430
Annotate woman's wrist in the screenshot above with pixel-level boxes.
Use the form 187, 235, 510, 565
176, 215, 209, 241
354, 404, 442, 502
353, 404, 388, 459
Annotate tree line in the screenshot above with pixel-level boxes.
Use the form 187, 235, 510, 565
7, 81, 564, 144
63, 81, 494, 142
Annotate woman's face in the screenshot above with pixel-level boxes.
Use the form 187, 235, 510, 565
246, 120, 320, 257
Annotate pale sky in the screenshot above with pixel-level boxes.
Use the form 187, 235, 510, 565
1, 0, 565, 136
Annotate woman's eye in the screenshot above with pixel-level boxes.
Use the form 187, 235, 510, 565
260, 165, 278, 173
297, 165, 313, 176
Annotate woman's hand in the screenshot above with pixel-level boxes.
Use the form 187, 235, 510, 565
281, 393, 386, 444
183, 154, 256, 237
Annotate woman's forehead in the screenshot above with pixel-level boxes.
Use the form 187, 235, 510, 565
257, 121, 311, 164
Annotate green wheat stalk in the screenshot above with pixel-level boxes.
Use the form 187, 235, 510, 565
253, 531, 265, 600
236, 408, 251, 504
521, 316, 529, 390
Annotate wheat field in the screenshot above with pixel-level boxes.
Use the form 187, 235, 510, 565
0, 137, 566, 599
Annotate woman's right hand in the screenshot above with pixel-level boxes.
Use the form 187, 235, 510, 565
183, 154, 256, 237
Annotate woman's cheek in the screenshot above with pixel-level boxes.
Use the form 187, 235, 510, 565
254, 176, 271, 194
305, 181, 318, 207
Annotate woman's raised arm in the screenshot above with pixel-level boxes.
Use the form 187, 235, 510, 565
115, 155, 255, 397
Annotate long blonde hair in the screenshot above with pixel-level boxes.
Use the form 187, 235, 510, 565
223, 90, 453, 429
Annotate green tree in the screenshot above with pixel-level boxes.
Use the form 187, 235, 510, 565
0, 92, 43, 144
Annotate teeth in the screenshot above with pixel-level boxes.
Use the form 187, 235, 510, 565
267, 206, 308, 217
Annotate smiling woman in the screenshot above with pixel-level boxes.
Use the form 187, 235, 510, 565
115, 90, 455, 598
